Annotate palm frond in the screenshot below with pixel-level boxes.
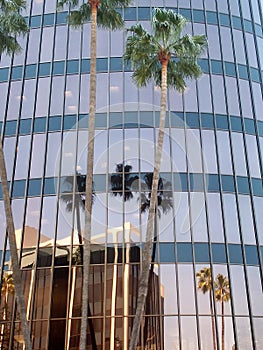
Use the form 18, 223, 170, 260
97, 4, 124, 30
67, 4, 91, 27
57, 0, 79, 11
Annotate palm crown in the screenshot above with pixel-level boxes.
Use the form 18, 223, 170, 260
124, 8, 207, 90
57, 0, 131, 29
0, 0, 28, 55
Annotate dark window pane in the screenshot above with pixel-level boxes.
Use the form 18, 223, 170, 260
198, 59, 209, 73
179, 9, 191, 20
30, 15, 41, 28
124, 7, 136, 20
215, 114, 228, 129
63, 115, 76, 130
211, 60, 223, 74
0, 68, 9, 82
193, 9, 205, 22
252, 178, 263, 196
206, 11, 218, 25
109, 112, 122, 128
12, 180, 26, 197
245, 245, 259, 265
212, 243, 226, 263
39, 62, 51, 77
230, 116, 242, 132
93, 174, 106, 191
170, 112, 184, 128
186, 112, 199, 128
110, 57, 122, 71
11, 66, 23, 80
34, 117, 46, 133
19, 119, 32, 134
177, 243, 192, 262
250, 68, 260, 82
228, 244, 243, 264
141, 111, 154, 127
25, 64, 37, 79
53, 61, 65, 75
159, 243, 176, 262
206, 174, 219, 192
43, 13, 55, 26
219, 13, 230, 26
67, 60, 79, 74
244, 20, 253, 33
201, 113, 214, 129
238, 64, 248, 79
97, 58, 107, 72
44, 177, 57, 195
81, 59, 90, 73
5, 120, 17, 136
194, 243, 210, 263
257, 121, 263, 136
95, 113, 107, 128
174, 173, 188, 191
56, 12, 68, 25
221, 175, 235, 192
225, 62, 236, 76
48, 116, 62, 131
237, 176, 250, 194
244, 118, 255, 134
232, 16, 242, 30
138, 7, 150, 20
28, 178, 42, 196
189, 173, 204, 192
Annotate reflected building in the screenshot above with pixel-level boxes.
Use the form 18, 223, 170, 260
0, 0, 263, 349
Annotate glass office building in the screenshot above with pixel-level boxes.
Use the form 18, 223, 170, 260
0, 0, 263, 348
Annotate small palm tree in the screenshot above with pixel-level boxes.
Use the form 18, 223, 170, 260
196, 267, 217, 350
214, 274, 230, 350
56, 1, 132, 348
125, 8, 207, 348
0, 1, 31, 349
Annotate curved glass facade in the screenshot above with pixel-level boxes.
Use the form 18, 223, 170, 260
0, 0, 263, 349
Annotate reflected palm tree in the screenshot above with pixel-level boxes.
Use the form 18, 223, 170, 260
0, 273, 14, 350
196, 267, 217, 350
60, 173, 97, 349
111, 163, 173, 347
214, 274, 230, 350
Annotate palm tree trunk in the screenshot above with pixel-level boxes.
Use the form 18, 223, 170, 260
79, 2, 98, 349
221, 300, 225, 350
0, 139, 32, 350
209, 290, 217, 350
129, 61, 168, 350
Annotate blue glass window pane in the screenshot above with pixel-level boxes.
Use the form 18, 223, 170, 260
43, 13, 55, 26
81, 59, 90, 73
232, 16, 242, 30
28, 178, 42, 196
216, 114, 228, 130
12, 180, 26, 198
221, 175, 235, 192
19, 119, 31, 134
206, 174, 220, 192
201, 113, 214, 129
258, 121, 263, 136
78, 114, 88, 129
245, 245, 259, 265
219, 13, 230, 26
198, 59, 209, 73
5, 120, 17, 136
159, 243, 176, 262
49, 116, 62, 131
110, 57, 122, 71
56, 12, 68, 25
193, 10, 205, 23
244, 20, 253, 33
0, 68, 9, 82
244, 118, 255, 134
63, 115, 76, 130
109, 112, 122, 128
25, 64, 37, 79
189, 173, 204, 192
138, 7, 150, 20
237, 176, 250, 194
212, 243, 226, 263
179, 9, 191, 20
252, 178, 263, 196
170, 112, 184, 128
124, 7, 136, 20
174, 173, 188, 191
255, 24, 262, 37
44, 177, 56, 195
11, 66, 23, 80
0, 122, 2, 134
34, 117, 46, 133
95, 113, 107, 128
211, 60, 223, 74
250, 68, 260, 82
228, 244, 243, 264
186, 112, 199, 128
141, 112, 154, 128
194, 243, 210, 263
225, 62, 236, 76
97, 58, 107, 72
238, 64, 248, 79
230, 116, 242, 132
177, 243, 192, 262
30, 15, 41, 28
124, 112, 138, 128
261, 247, 263, 262
94, 174, 106, 192
206, 11, 218, 25
67, 60, 79, 74
53, 61, 65, 75
39, 62, 51, 76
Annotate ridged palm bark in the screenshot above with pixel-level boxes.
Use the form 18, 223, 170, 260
0, 1, 31, 349
56, 1, 132, 348
124, 8, 207, 348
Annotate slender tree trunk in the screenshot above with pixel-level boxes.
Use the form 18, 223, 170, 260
79, 2, 97, 349
209, 290, 217, 350
221, 301, 224, 350
0, 139, 32, 350
129, 61, 168, 350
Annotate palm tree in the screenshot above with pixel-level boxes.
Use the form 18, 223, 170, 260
56, 1, 132, 347
196, 267, 217, 350
124, 8, 207, 348
0, 1, 31, 349
214, 274, 231, 350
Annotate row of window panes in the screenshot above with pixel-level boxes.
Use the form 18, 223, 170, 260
24, 8, 263, 35
1, 112, 262, 137
1, 173, 262, 198
1, 243, 261, 267
1, 58, 261, 82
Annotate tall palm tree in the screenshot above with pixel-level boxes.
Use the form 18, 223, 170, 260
0, 273, 14, 349
56, 2, 132, 348
196, 267, 217, 350
0, 1, 31, 349
124, 8, 207, 348
214, 274, 231, 350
